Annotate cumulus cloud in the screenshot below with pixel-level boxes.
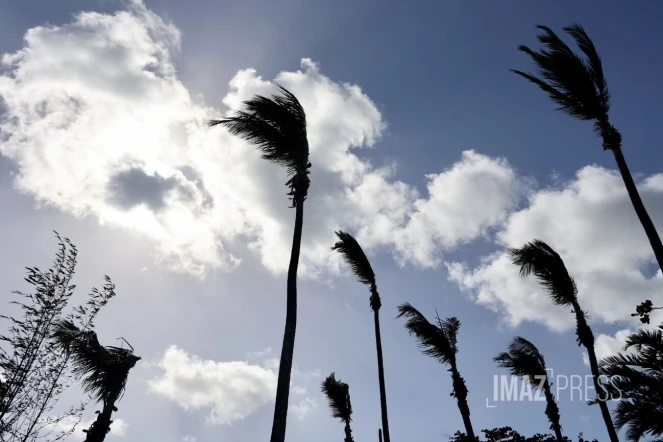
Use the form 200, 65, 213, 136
45, 415, 127, 439
582, 329, 633, 366
0, 0, 526, 278
147, 346, 277, 425
448, 165, 663, 331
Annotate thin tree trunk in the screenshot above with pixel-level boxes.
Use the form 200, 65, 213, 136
379, 429, 383, 442
450, 366, 475, 440
373, 308, 391, 442
611, 146, 663, 271
542, 380, 563, 442
585, 346, 619, 442
344, 421, 354, 442
269, 201, 305, 442
83, 402, 114, 442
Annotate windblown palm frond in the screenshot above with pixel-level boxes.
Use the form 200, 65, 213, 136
512, 24, 610, 130
397, 303, 457, 364
320, 373, 353, 424
507, 240, 577, 306
209, 85, 309, 177
331, 231, 375, 287
494, 337, 547, 385
51, 319, 140, 405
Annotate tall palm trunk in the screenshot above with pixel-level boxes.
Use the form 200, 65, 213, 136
83, 402, 115, 442
450, 365, 475, 440
610, 144, 663, 271
344, 421, 354, 442
542, 380, 563, 442
371, 286, 391, 442
573, 303, 618, 442
270, 201, 305, 442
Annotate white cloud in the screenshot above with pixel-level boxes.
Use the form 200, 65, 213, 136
182, 436, 197, 442
0, 0, 527, 279
147, 346, 277, 425
448, 165, 663, 331
582, 329, 633, 366
45, 415, 127, 439
246, 347, 272, 358
290, 397, 319, 420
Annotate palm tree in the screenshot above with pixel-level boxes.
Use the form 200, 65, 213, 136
210, 85, 310, 442
595, 324, 663, 442
321, 373, 355, 442
513, 24, 663, 273
494, 336, 564, 442
332, 231, 391, 442
508, 240, 618, 442
50, 320, 140, 442
397, 303, 475, 440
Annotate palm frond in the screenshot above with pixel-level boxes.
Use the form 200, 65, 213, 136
320, 373, 353, 423
494, 336, 547, 385
50, 319, 140, 405
209, 85, 309, 177
397, 303, 456, 365
331, 231, 376, 287
507, 239, 577, 306
513, 24, 610, 123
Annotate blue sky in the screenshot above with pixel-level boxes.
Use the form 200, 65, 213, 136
0, 1, 662, 442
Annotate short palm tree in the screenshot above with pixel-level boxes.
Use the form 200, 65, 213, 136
210, 85, 310, 442
321, 373, 355, 442
595, 324, 663, 442
495, 336, 564, 442
513, 24, 663, 273
397, 303, 474, 440
331, 231, 391, 442
50, 319, 140, 442
508, 240, 618, 442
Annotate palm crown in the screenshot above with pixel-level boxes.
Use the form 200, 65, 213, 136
512, 24, 618, 147
331, 231, 380, 310
50, 319, 140, 405
495, 337, 547, 385
397, 303, 460, 365
320, 373, 353, 424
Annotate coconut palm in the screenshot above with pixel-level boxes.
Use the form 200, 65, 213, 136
50, 319, 139, 442
321, 373, 355, 442
210, 85, 310, 442
595, 324, 663, 442
495, 336, 564, 442
397, 303, 474, 440
508, 240, 618, 442
331, 231, 391, 442
513, 24, 663, 273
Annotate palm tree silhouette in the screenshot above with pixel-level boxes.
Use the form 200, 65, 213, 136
332, 231, 391, 442
512, 24, 663, 273
321, 373, 355, 442
508, 240, 618, 442
596, 324, 663, 442
50, 320, 140, 442
495, 336, 564, 442
210, 85, 310, 442
397, 303, 475, 440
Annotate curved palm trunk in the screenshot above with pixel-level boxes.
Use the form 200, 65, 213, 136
573, 304, 618, 442
372, 307, 391, 442
542, 380, 563, 442
270, 201, 305, 442
610, 146, 663, 271
83, 402, 115, 442
450, 365, 475, 440
343, 420, 354, 442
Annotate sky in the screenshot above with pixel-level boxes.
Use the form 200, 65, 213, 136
0, 0, 662, 441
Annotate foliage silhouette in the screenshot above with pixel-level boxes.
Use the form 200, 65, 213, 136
321, 373, 354, 442
397, 303, 475, 440
630, 300, 662, 325
51, 320, 140, 442
210, 85, 310, 442
449, 426, 598, 442
332, 231, 391, 442
508, 240, 618, 442
495, 337, 563, 442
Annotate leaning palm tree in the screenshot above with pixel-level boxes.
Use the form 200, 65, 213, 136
508, 240, 618, 442
594, 324, 663, 442
495, 336, 564, 442
513, 25, 663, 273
397, 303, 474, 440
321, 373, 355, 442
50, 319, 140, 442
210, 85, 310, 442
331, 231, 391, 442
